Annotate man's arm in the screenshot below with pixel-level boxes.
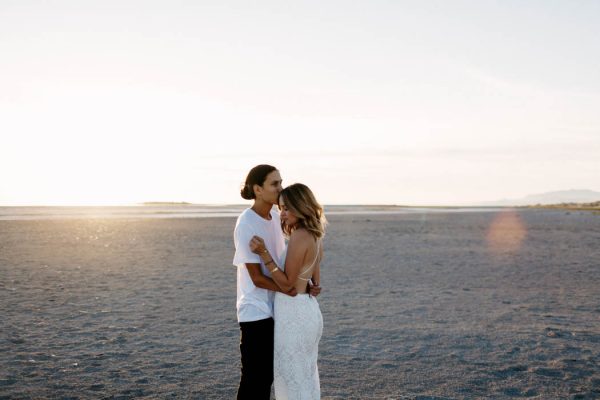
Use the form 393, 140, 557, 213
246, 263, 296, 295
307, 266, 321, 297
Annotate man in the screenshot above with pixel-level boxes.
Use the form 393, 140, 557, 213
232, 164, 321, 399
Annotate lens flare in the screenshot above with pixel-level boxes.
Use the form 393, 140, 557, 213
486, 210, 527, 257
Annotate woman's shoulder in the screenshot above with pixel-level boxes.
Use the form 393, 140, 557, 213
289, 228, 314, 246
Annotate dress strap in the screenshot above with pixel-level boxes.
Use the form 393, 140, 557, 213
297, 240, 320, 281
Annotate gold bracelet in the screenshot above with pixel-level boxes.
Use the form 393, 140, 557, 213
271, 266, 279, 273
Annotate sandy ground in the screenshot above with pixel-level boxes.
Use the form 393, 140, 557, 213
1, 210, 599, 399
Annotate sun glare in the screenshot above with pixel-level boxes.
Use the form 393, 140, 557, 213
486, 210, 527, 257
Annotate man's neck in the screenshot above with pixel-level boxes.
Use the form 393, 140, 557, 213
251, 201, 273, 220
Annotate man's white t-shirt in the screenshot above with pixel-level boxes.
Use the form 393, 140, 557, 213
233, 207, 286, 323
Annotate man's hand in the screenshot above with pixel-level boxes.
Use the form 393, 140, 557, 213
286, 287, 298, 297
308, 282, 321, 297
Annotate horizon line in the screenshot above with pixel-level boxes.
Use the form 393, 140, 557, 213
0, 202, 535, 209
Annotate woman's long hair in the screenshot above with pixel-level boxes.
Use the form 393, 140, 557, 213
279, 183, 327, 239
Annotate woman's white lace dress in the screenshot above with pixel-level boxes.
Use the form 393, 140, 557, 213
273, 246, 323, 399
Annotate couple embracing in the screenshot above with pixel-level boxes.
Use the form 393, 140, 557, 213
233, 164, 326, 400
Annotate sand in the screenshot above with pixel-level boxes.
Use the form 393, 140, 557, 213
1, 210, 599, 399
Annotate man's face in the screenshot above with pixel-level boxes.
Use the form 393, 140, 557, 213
259, 170, 282, 205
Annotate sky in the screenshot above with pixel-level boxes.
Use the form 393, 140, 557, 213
1, 0, 599, 206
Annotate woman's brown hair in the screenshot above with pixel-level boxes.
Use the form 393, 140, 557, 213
279, 183, 327, 239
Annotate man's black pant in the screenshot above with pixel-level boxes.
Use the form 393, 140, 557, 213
237, 317, 274, 400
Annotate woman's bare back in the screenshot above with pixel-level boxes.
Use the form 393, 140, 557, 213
292, 238, 321, 294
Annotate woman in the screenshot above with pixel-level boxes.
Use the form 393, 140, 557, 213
250, 183, 326, 400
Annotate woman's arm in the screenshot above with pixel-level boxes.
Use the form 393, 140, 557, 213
245, 263, 286, 292
250, 231, 311, 293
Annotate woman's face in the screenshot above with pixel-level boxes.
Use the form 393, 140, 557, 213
279, 198, 299, 228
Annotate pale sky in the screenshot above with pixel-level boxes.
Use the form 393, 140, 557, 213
1, 0, 599, 206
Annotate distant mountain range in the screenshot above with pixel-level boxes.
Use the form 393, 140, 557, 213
480, 189, 600, 206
